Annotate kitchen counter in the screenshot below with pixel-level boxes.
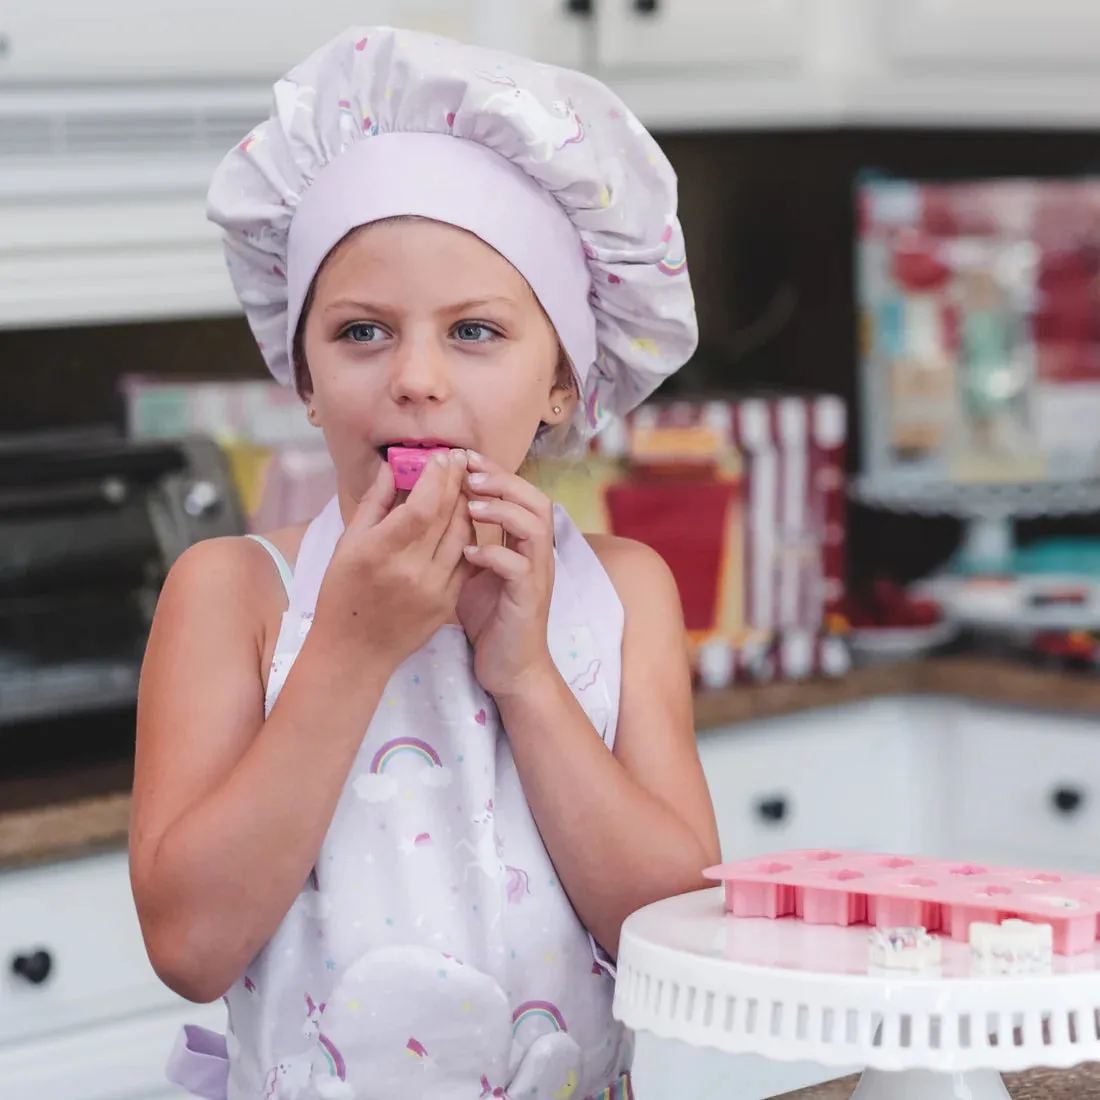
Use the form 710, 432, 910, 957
4, 657, 1100, 871
693, 655, 1100, 730
775, 1065, 1100, 1098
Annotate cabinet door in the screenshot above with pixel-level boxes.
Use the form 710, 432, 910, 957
948, 704, 1100, 871
0, 850, 181, 1046
478, 0, 589, 67
0, 1, 486, 83
594, 0, 811, 71
0, 1000, 226, 1100
696, 699, 916, 863
884, 0, 1100, 66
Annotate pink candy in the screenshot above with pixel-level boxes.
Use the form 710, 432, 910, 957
705, 849, 1100, 955
387, 446, 450, 490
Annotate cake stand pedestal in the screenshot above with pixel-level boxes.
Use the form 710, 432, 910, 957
614, 889, 1100, 1100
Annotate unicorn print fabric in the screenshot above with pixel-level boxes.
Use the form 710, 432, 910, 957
167, 499, 634, 1100
207, 25, 697, 454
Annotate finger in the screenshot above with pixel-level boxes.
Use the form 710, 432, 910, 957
466, 498, 544, 556
435, 486, 477, 567
462, 543, 531, 583
387, 450, 464, 545
444, 554, 476, 608
466, 452, 553, 521
348, 461, 397, 532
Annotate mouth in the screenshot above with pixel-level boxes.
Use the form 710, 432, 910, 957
377, 439, 458, 459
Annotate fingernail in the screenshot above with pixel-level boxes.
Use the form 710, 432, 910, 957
467, 450, 484, 468
450, 448, 467, 465
468, 499, 488, 513
468, 472, 487, 487
433, 452, 449, 467
463, 544, 479, 558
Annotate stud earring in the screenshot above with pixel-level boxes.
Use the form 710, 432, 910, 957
552, 405, 563, 416
306, 406, 318, 424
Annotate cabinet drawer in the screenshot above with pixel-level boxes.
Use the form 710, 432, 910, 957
952, 708, 1100, 869
0, 999, 226, 1100
698, 702, 910, 862
0, 850, 180, 1044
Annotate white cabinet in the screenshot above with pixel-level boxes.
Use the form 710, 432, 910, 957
0, 0, 579, 85
697, 696, 1100, 875
594, 0, 811, 71
0, 1000, 226, 1100
949, 704, 1100, 872
697, 698, 929, 864
883, 0, 1100, 67
0, 849, 222, 1100
0, 851, 181, 1045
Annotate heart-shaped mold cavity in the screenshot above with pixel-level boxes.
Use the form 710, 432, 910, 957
880, 857, 915, 870
756, 862, 792, 874
829, 869, 865, 882
949, 864, 987, 877
898, 877, 938, 889
806, 851, 842, 862
974, 885, 1013, 898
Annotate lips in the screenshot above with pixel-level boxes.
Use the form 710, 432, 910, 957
378, 439, 458, 458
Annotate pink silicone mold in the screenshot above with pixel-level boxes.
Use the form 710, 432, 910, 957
387, 446, 449, 490
703, 850, 1100, 955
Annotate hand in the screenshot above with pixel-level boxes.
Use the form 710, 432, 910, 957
314, 450, 474, 671
456, 451, 558, 701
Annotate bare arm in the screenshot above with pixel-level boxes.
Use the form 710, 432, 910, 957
495, 536, 720, 959
129, 536, 390, 1003
130, 452, 473, 1003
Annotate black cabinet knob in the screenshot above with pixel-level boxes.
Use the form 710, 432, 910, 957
11, 950, 52, 985
634, 0, 659, 12
565, 0, 593, 14
1052, 786, 1086, 816
756, 797, 789, 824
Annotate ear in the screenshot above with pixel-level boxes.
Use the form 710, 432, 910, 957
544, 385, 577, 427
546, 346, 579, 426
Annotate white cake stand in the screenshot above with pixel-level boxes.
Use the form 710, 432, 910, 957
613, 888, 1100, 1100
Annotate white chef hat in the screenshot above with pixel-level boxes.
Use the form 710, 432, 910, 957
208, 26, 697, 453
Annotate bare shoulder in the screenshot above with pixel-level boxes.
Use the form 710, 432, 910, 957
584, 533, 682, 614
255, 522, 310, 571
156, 537, 270, 641
161, 522, 308, 609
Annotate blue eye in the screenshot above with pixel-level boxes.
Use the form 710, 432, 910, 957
342, 323, 383, 343
454, 322, 499, 343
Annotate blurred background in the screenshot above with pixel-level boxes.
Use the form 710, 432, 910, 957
7, 4, 1100, 1100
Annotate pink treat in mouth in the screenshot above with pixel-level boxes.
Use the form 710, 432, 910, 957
387, 446, 450, 490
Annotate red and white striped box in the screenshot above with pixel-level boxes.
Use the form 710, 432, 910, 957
546, 396, 850, 688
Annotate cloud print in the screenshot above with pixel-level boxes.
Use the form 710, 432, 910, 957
353, 773, 397, 803
419, 766, 453, 789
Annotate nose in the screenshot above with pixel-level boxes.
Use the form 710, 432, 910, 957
387, 338, 450, 405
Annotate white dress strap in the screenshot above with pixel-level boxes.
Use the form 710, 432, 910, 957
245, 534, 294, 602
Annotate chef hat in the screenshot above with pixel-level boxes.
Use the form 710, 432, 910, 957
208, 26, 697, 453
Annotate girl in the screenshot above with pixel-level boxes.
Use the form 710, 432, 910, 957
131, 26, 719, 1100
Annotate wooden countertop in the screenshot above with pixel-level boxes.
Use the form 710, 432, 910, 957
4, 657, 1100, 872
775, 1065, 1100, 1098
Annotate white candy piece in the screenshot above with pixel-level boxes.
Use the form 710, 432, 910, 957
969, 919, 1053, 976
869, 927, 943, 971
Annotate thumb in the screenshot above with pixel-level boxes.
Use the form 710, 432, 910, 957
350, 462, 397, 531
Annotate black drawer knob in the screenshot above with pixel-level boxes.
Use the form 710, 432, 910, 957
1052, 786, 1086, 816
634, 0, 659, 12
756, 797, 789, 824
565, 0, 593, 14
11, 949, 52, 985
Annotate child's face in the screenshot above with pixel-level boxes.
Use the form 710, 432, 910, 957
301, 218, 573, 500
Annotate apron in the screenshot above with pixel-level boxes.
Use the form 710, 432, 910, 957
166, 498, 635, 1100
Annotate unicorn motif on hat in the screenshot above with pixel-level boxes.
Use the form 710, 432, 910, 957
477, 73, 584, 162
